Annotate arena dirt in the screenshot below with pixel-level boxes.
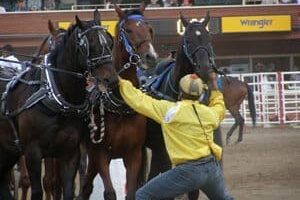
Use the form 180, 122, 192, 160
195, 125, 300, 200
18, 126, 300, 200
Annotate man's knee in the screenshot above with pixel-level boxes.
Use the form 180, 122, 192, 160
135, 188, 145, 200
136, 187, 154, 200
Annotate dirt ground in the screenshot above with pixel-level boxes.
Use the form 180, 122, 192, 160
205, 125, 300, 200
15, 126, 300, 200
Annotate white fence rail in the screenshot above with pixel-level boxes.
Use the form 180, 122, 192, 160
221, 71, 300, 126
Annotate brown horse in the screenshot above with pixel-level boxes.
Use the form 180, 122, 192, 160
82, 3, 158, 200
219, 76, 256, 144
0, 12, 114, 200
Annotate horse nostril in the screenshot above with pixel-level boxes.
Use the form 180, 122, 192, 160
104, 79, 110, 84
145, 54, 151, 60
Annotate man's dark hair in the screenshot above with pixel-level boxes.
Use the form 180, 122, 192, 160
1, 44, 14, 55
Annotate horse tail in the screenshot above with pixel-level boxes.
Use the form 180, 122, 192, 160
246, 83, 256, 126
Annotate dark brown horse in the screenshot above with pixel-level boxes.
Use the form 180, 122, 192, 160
144, 12, 256, 200
16, 19, 66, 200
82, 4, 158, 200
0, 12, 114, 200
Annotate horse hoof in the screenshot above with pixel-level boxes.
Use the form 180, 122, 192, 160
235, 139, 242, 145
104, 190, 116, 200
226, 139, 230, 145
74, 195, 84, 200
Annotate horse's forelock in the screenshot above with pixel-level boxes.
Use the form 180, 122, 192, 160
123, 9, 144, 18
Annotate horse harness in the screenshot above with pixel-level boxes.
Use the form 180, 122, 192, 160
98, 14, 148, 116
0, 25, 113, 146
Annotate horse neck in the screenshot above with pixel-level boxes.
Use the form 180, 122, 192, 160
52, 38, 86, 104
173, 48, 192, 86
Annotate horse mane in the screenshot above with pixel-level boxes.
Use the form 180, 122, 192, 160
48, 24, 78, 66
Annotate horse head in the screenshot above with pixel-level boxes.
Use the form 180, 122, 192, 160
75, 10, 117, 93
178, 12, 215, 83
47, 10, 115, 104
114, 3, 158, 74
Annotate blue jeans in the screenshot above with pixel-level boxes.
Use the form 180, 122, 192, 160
136, 156, 234, 200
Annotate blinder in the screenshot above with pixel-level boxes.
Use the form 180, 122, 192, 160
47, 31, 65, 52
76, 25, 113, 72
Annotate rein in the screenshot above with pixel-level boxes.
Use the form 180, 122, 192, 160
0, 57, 85, 79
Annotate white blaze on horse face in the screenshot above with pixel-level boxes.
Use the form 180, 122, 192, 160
195, 30, 201, 36
136, 21, 142, 27
148, 43, 158, 59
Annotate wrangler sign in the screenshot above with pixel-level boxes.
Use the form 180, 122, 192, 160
221, 15, 291, 33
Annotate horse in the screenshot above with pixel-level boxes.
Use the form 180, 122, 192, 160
0, 11, 114, 200
17, 19, 67, 200
143, 12, 256, 200
82, 3, 158, 200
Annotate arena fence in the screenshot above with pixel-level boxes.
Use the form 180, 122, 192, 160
221, 71, 300, 126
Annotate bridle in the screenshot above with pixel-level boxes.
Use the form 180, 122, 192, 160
76, 25, 113, 73
42, 24, 114, 114
182, 22, 216, 72
47, 31, 66, 52
117, 14, 151, 74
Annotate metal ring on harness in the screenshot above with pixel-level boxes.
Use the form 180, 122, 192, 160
129, 54, 141, 66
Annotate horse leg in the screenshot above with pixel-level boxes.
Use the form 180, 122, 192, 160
213, 127, 223, 168
236, 113, 245, 144
25, 144, 43, 200
124, 149, 143, 200
226, 122, 238, 145
52, 158, 62, 200
81, 149, 98, 200
148, 148, 171, 180
0, 173, 13, 200
98, 155, 116, 200
226, 108, 241, 145
43, 158, 54, 200
59, 149, 80, 200
18, 155, 31, 200
78, 145, 87, 197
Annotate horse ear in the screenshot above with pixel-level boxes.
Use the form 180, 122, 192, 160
139, 2, 146, 13
94, 8, 101, 25
180, 12, 189, 28
202, 11, 210, 27
114, 4, 124, 18
48, 20, 56, 35
75, 15, 84, 29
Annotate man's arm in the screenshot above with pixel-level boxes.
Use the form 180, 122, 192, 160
119, 78, 171, 123
208, 91, 225, 125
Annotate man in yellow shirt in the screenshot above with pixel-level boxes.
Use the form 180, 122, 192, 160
119, 73, 233, 200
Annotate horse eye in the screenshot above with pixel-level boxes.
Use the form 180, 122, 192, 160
125, 29, 132, 34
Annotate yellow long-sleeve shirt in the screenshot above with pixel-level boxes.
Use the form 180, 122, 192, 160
119, 78, 225, 166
